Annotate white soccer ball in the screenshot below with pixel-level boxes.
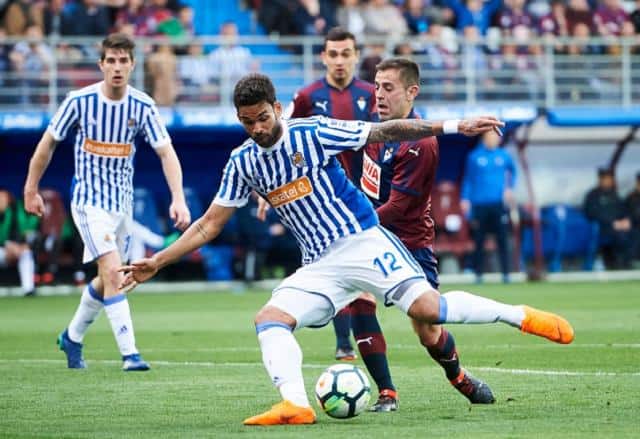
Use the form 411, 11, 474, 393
315, 364, 371, 419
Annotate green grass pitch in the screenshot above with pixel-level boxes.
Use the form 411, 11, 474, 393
1, 281, 638, 438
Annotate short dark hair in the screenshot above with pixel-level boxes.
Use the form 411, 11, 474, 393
233, 73, 277, 109
101, 33, 135, 61
375, 57, 420, 87
598, 167, 614, 177
324, 26, 357, 50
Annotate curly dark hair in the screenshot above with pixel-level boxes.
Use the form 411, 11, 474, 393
233, 73, 277, 109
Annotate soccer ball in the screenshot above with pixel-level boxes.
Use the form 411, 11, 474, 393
315, 364, 371, 419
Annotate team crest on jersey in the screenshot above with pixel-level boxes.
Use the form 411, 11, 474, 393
357, 96, 366, 111
127, 118, 137, 128
290, 152, 306, 168
383, 147, 394, 162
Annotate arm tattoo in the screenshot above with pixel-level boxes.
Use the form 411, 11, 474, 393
367, 120, 440, 144
195, 222, 208, 240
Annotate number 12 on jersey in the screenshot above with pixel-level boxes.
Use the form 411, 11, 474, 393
373, 252, 403, 277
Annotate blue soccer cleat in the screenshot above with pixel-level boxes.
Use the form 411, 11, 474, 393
57, 329, 86, 369
122, 353, 150, 371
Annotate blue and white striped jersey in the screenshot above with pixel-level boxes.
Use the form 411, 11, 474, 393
215, 116, 379, 264
47, 82, 171, 214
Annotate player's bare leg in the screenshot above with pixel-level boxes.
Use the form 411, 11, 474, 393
244, 305, 316, 426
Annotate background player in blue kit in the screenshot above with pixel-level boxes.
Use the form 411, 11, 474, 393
23, 33, 191, 371
120, 73, 574, 426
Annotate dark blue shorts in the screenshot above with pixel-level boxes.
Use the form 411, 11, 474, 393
410, 247, 440, 290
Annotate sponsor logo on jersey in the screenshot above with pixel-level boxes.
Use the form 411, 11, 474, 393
83, 138, 132, 157
361, 152, 381, 200
267, 176, 313, 208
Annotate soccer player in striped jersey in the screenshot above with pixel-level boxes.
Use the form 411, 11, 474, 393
365, 57, 494, 405
24, 33, 191, 371
120, 73, 574, 426
284, 27, 400, 410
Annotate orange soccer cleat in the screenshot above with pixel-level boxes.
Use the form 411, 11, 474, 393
243, 400, 317, 426
520, 306, 575, 344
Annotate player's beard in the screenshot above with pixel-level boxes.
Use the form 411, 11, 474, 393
254, 123, 283, 148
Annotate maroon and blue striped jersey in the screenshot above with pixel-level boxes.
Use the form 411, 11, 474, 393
360, 110, 438, 250
290, 77, 376, 184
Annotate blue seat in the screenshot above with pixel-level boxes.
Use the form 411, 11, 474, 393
521, 205, 597, 272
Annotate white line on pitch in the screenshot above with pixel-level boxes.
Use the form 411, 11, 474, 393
0, 358, 638, 377
10, 343, 640, 356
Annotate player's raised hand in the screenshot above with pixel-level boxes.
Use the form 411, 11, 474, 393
118, 258, 159, 291
23, 190, 45, 217
170, 200, 191, 231
458, 117, 504, 137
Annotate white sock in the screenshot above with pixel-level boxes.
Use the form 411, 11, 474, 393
18, 250, 35, 293
104, 294, 138, 356
68, 283, 103, 342
257, 324, 310, 407
441, 290, 525, 327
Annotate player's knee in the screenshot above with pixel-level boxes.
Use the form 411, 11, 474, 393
407, 290, 441, 323
412, 320, 442, 347
254, 305, 296, 328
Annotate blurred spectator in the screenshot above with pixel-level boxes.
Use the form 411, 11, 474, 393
565, 0, 595, 35
0, 189, 36, 297
498, 0, 535, 38
583, 168, 632, 269
146, 0, 182, 36
209, 21, 258, 104
3, 0, 37, 36
9, 24, 52, 105
296, 0, 329, 35
146, 43, 177, 106
362, 0, 408, 40
336, 0, 366, 40
358, 42, 386, 83
178, 42, 215, 102
0, 26, 11, 93
32, 0, 68, 36
461, 130, 516, 283
403, 0, 430, 35
62, 0, 111, 36
258, 0, 299, 35
631, 0, 640, 34
593, 0, 631, 37
445, 0, 502, 35
538, 0, 569, 53
624, 172, 640, 263
176, 4, 194, 37
115, 0, 151, 36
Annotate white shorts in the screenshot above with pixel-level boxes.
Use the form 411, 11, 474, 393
267, 225, 435, 329
71, 205, 133, 264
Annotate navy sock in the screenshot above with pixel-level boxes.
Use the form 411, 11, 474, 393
427, 328, 461, 381
333, 308, 352, 350
350, 298, 395, 392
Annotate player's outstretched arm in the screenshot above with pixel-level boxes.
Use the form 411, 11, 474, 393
119, 202, 236, 290
155, 143, 191, 231
23, 131, 58, 217
366, 116, 504, 144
